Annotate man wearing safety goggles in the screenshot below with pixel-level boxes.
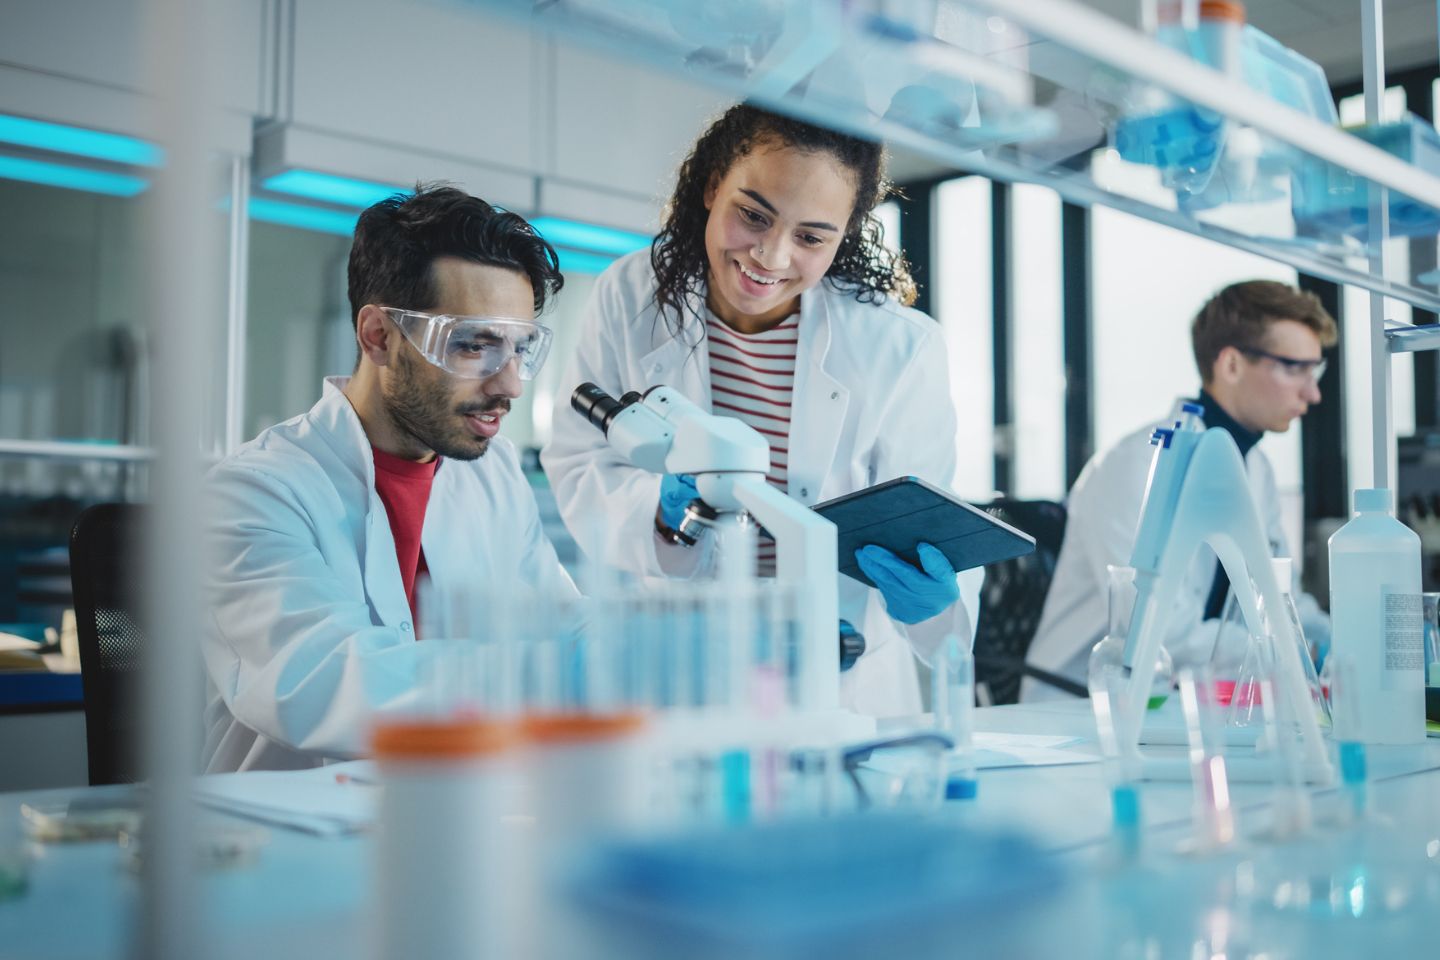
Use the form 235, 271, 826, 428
202, 185, 578, 773
1026, 280, 1338, 702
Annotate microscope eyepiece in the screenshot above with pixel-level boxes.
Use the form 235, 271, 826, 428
571, 382, 639, 434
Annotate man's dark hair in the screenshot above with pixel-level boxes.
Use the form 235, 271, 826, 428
347, 183, 563, 328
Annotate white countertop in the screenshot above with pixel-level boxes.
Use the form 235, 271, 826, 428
1, 701, 1436, 960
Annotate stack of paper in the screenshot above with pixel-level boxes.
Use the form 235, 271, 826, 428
194, 761, 378, 837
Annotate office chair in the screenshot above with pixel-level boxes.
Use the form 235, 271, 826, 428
68, 502, 145, 785
971, 499, 1087, 705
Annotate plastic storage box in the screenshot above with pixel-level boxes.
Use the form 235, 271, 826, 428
1292, 111, 1440, 241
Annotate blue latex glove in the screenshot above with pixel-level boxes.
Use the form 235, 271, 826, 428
658, 473, 700, 531
855, 543, 960, 625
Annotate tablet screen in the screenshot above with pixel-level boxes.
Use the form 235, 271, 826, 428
813, 477, 1035, 587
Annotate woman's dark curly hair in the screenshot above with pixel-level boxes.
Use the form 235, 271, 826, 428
650, 104, 915, 338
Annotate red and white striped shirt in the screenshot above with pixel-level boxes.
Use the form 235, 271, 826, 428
706, 312, 798, 574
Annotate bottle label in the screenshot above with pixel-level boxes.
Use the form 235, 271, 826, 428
1382, 587, 1423, 689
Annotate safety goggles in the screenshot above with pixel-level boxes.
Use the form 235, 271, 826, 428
383, 308, 553, 381
1235, 346, 1328, 384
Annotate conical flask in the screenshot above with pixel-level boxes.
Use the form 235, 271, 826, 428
1229, 558, 1331, 732
1088, 564, 1174, 710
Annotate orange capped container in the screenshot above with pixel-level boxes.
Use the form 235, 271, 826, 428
520, 711, 647, 744
371, 715, 518, 960
1157, 0, 1245, 24
520, 710, 650, 838
519, 711, 651, 960
372, 716, 514, 760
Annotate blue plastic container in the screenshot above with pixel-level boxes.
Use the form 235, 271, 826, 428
1115, 21, 1336, 206
1292, 112, 1440, 241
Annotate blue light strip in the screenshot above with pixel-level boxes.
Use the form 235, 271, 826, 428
0, 155, 148, 196
0, 113, 162, 167
531, 216, 651, 257
248, 197, 359, 236
556, 248, 619, 276
262, 169, 405, 208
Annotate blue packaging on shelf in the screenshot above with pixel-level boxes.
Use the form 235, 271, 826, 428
1292, 111, 1440, 241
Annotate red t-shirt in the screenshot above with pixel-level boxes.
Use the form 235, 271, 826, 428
372, 448, 440, 634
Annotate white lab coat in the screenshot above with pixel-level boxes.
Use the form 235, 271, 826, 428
541, 251, 981, 718
202, 378, 578, 772
1023, 398, 1328, 701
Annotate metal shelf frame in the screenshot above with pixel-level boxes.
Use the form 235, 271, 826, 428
457, 0, 1437, 493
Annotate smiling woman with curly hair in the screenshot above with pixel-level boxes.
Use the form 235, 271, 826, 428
543, 103, 980, 720
650, 104, 916, 339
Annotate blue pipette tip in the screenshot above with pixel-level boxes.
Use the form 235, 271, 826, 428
945, 775, 978, 800
1112, 784, 1141, 828
1339, 741, 1367, 784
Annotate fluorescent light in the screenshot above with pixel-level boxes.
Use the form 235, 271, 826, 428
555, 248, 619, 275
531, 217, 651, 257
0, 155, 148, 196
0, 113, 162, 167
248, 197, 358, 236
262, 169, 403, 208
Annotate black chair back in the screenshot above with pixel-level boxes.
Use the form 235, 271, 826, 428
972, 499, 1082, 704
68, 503, 145, 785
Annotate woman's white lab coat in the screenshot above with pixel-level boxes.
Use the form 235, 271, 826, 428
541, 251, 981, 718
1024, 398, 1329, 701
202, 378, 577, 772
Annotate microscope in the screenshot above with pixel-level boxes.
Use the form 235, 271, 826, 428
572, 383, 866, 719
1116, 410, 1334, 784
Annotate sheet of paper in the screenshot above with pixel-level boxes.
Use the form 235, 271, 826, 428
973, 732, 1084, 750
963, 731, 1099, 770
194, 764, 377, 837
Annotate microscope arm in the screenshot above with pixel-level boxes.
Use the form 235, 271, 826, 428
714, 473, 841, 712
572, 383, 841, 713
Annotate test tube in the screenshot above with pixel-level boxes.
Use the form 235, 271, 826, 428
1331, 655, 1368, 824
1089, 664, 1142, 862
1255, 634, 1311, 841
1177, 666, 1236, 852
933, 635, 977, 800
749, 664, 786, 820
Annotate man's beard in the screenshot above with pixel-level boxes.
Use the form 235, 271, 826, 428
383, 349, 508, 462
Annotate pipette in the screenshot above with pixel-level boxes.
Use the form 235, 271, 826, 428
933, 635, 977, 800
1089, 665, 1142, 862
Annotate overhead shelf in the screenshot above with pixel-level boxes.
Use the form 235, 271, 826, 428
459, 0, 1440, 317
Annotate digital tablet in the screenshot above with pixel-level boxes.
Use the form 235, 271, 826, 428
812, 477, 1036, 588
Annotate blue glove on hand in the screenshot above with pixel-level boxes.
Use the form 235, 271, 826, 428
658, 473, 700, 531
855, 542, 960, 625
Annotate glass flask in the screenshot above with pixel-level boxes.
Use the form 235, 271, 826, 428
1088, 564, 1174, 711
1228, 558, 1331, 732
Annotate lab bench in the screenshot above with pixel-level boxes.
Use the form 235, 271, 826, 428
1, 701, 1436, 960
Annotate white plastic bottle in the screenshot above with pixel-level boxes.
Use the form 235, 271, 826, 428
1327, 488, 1425, 744
371, 717, 517, 960
520, 712, 650, 960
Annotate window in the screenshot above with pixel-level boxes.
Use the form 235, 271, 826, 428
1009, 184, 1066, 499
933, 178, 995, 500
1091, 204, 1305, 561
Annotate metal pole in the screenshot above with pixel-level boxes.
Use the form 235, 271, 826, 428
225, 155, 251, 454
137, 0, 220, 955
1362, 0, 1394, 494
